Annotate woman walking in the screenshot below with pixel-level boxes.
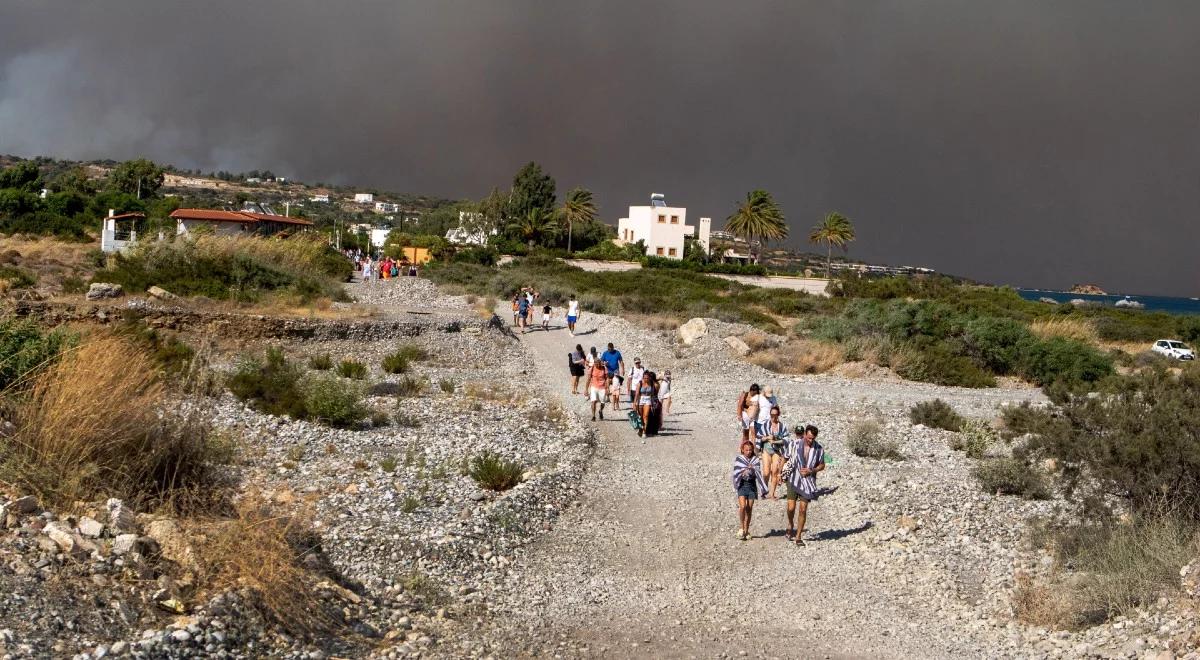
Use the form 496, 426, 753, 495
568, 344, 587, 396
632, 371, 659, 438
759, 405, 788, 499
735, 384, 760, 443
659, 370, 674, 416
732, 439, 768, 541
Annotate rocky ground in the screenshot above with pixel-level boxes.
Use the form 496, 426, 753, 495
1, 274, 1197, 658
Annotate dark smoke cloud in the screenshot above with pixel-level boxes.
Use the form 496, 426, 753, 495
2, 1, 1198, 295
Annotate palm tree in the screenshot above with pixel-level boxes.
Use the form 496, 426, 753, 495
724, 189, 788, 264
506, 208, 560, 250
557, 187, 597, 254
809, 212, 856, 278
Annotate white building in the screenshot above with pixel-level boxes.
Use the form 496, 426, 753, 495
354, 193, 374, 203
369, 227, 391, 249
99, 209, 145, 253
616, 193, 711, 260
444, 211, 497, 246
375, 201, 400, 213
310, 194, 330, 203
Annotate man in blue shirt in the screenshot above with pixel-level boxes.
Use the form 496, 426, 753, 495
517, 294, 530, 333
600, 343, 624, 389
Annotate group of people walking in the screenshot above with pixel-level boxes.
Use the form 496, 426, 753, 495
731, 383, 825, 545
513, 289, 581, 336
566, 342, 672, 438
354, 251, 418, 282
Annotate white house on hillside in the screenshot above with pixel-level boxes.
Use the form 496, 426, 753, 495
617, 193, 711, 259
354, 193, 374, 203
375, 201, 400, 213
445, 210, 497, 246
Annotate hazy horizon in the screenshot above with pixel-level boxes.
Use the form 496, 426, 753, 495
2, 1, 1198, 296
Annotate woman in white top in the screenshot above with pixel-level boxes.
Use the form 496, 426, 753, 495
658, 369, 673, 416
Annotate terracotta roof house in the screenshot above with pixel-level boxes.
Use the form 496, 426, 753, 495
170, 208, 313, 238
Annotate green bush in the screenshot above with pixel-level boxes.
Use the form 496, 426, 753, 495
439, 378, 456, 394
370, 410, 391, 428
972, 457, 1050, 499
395, 343, 429, 362
336, 359, 368, 380
949, 420, 996, 459
642, 255, 768, 276
381, 352, 409, 374
302, 374, 367, 428
963, 316, 1034, 375
1014, 367, 1200, 516
307, 353, 333, 370
1017, 336, 1112, 389
0, 266, 36, 289
895, 342, 995, 388
909, 399, 965, 431
469, 451, 523, 491
452, 246, 499, 266
227, 347, 307, 418
846, 420, 903, 460
0, 318, 73, 391
396, 375, 427, 398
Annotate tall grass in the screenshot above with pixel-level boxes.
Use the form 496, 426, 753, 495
0, 334, 218, 509
1030, 317, 1099, 343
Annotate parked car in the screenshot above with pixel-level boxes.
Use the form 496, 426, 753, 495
1151, 339, 1195, 360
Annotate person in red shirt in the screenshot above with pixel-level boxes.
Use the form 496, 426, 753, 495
587, 348, 608, 421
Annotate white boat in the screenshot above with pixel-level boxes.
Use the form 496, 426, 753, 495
1114, 296, 1144, 309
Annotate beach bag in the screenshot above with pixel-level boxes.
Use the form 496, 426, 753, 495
627, 409, 643, 430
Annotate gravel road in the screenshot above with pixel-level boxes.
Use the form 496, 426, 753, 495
441, 307, 1054, 659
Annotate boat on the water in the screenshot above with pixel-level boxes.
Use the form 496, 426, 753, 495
1115, 296, 1145, 309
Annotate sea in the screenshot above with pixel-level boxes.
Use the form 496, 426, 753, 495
1016, 289, 1200, 315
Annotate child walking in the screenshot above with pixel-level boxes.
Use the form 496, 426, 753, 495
732, 440, 768, 541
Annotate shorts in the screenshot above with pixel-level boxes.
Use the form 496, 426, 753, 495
760, 440, 784, 456
570, 364, 585, 377
588, 386, 606, 402
740, 414, 753, 431
566, 315, 578, 324
541, 314, 550, 323
736, 479, 759, 500
785, 483, 813, 502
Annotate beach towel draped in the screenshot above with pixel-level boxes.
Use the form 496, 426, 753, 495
731, 455, 768, 498
782, 439, 824, 500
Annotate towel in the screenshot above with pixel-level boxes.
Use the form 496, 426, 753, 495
782, 439, 824, 500
731, 454, 768, 498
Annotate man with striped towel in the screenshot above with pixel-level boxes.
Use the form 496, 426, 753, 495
782, 424, 825, 546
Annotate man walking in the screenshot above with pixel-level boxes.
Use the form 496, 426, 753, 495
782, 425, 825, 546
566, 294, 580, 336
601, 343, 625, 388
517, 293, 531, 334
587, 356, 608, 421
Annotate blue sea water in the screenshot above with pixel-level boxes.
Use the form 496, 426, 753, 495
1016, 289, 1200, 315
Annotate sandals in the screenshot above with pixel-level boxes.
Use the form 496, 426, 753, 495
739, 531, 749, 541
785, 528, 795, 540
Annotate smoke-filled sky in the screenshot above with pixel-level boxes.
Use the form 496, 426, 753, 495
2, 1, 1198, 295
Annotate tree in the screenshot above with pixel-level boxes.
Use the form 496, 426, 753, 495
724, 189, 787, 264
108, 159, 165, 199
478, 187, 509, 229
48, 166, 95, 196
507, 162, 556, 221
0, 162, 44, 193
505, 208, 560, 250
808, 211, 856, 278
557, 187, 597, 254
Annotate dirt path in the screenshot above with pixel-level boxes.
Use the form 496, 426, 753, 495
475, 315, 1016, 658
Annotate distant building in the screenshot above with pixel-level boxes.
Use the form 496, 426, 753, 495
616, 193, 711, 260
445, 211, 497, 246
171, 208, 313, 238
374, 201, 400, 213
354, 193, 374, 203
245, 177, 262, 184
99, 209, 146, 253
310, 194, 330, 203
369, 227, 391, 249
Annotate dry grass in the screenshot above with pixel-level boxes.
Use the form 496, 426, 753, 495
741, 331, 780, 352
464, 381, 527, 405
748, 338, 844, 375
0, 334, 219, 510
194, 494, 335, 635
0, 236, 97, 294
1030, 318, 1099, 343
631, 314, 681, 333
1012, 572, 1088, 629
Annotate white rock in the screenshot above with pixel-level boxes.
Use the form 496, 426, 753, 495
723, 335, 751, 357
112, 534, 139, 556
106, 499, 137, 534
86, 282, 125, 300
43, 521, 77, 553
678, 318, 708, 345
77, 516, 104, 538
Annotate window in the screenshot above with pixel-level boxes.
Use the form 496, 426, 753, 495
668, 247, 677, 256
658, 214, 666, 224
656, 247, 664, 255
670, 215, 679, 224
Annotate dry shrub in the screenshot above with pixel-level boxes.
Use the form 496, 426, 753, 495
465, 381, 525, 404
741, 331, 780, 352
1012, 572, 1086, 629
1030, 318, 1099, 344
0, 334, 219, 509
847, 419, 903, 460
632, 315, 680, 333
195, 494, 335, 635
749, 339, 844, 375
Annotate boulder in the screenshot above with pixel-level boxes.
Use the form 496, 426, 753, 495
145, 519, 196, 569
86, 282, 125, 300
43, 521, 78, 553
146, 286, 176, 300
678, 318, 708, 346
111, 534, 140, 556
12, 495, 39, 515
723, 335, 751, 357
77, 516, 104, 538
106, 499, 137, 534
